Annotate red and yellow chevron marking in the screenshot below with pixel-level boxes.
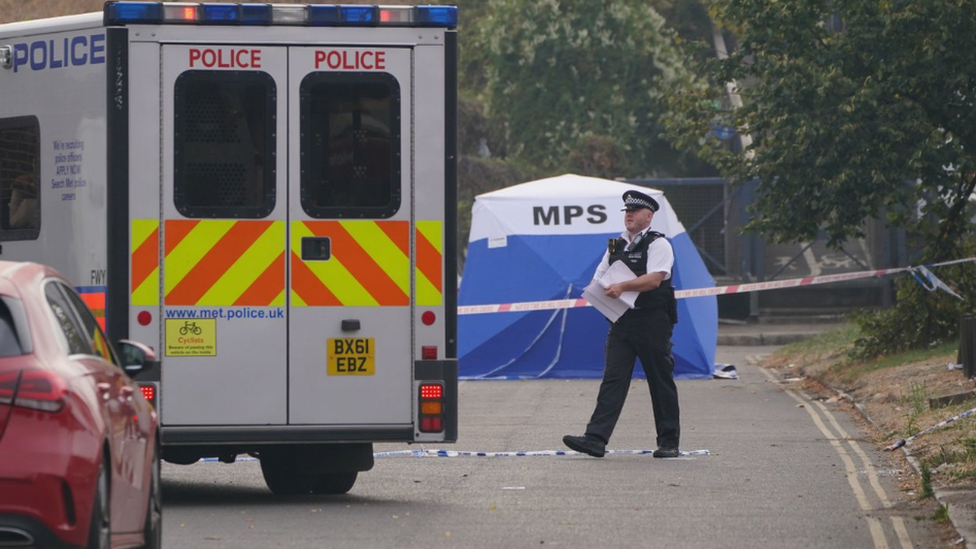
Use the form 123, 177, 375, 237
292, 220, 414, 307
131, 219, 160, 306
164, 219, 285, 306
290, 220, 444, 307
415, 221, 442, 306
79, 291, 107, 331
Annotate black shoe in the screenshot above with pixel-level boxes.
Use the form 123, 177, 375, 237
652, 447, 680, 458
563, 434, 606, 457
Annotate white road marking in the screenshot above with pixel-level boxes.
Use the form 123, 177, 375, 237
761, 367, 910, 549
812, 400, 913, 549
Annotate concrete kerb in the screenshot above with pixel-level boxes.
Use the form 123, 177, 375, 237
717, 331, 819, 346
717, 320, 838, 346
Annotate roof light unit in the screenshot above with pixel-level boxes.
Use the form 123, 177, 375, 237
104, 2, 457, 28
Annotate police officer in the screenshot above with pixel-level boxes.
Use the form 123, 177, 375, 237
563, 189, 680, 458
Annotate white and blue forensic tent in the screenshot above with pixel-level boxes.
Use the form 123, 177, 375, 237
458, 174, 717, 380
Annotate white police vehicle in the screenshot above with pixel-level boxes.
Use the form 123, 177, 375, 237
0, 2, 458, 494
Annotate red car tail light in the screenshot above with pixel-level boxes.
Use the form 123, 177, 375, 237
0, 372, 14, 440
0, 370, 21, 404
11, 370, 66, 413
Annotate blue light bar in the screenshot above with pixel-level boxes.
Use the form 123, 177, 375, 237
201, 4, 240, 24
417, 6, 457, 28
104, 2, 163, 25
340, 6, 379, 26
308, 5, 341, 26
240, 4, 273, 25
104, 2, 457, 29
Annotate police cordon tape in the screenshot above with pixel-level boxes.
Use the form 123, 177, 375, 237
886, 405, 976, 451
371, 448, 710, 458
202, 448, 710, 462
457, 257, 976, 316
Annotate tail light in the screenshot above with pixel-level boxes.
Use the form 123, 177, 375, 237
139, 383, 157, 409
0, 370, 18, 406
0, 369, 66, 413
418, 383, 444, 433
0, 370, 18, 439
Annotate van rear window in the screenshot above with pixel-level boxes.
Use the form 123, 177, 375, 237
300, 73, 401, 219
174, 71, 276, 219
0, 116, 40, 241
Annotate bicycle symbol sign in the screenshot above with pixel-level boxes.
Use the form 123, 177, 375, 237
179, 321, 204, 336
165, 318, 217, 357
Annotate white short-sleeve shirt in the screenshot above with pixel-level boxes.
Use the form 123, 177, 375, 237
593, 229, 673, 282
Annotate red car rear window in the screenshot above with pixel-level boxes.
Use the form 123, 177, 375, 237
0, 298, 25, 357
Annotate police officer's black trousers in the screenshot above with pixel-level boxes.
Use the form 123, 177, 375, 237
585, 308, 680, 449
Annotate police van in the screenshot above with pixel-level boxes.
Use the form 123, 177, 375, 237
0, 1, 458, 494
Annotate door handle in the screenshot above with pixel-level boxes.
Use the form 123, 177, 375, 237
120, 386, 135, 398
97, 382, 111, 393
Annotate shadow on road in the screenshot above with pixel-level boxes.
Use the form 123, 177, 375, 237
161, 479, 392, 508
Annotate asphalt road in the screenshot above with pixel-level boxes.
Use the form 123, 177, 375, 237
159, 345, 947, 548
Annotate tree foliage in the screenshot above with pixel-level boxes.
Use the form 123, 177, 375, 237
664, 0, 976, 354
476, 0, 705, 177
667, 0, 976, 249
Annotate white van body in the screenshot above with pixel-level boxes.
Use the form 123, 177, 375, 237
0, 2, 458, 494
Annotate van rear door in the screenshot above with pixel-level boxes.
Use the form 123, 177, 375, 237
286, 46, 413, 426
160, 44, 288, 426
159, 42, 414, 429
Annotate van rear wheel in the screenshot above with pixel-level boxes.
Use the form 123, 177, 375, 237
259, 445, 367, 495
312, 471, 357, 494
259, 452, 314, 495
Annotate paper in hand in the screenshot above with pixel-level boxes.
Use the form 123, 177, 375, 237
597, 261, 639, 308
583, 281, 628, 322
583, 262, 639, 322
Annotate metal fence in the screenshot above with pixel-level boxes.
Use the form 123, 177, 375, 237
625, 177, 908, 316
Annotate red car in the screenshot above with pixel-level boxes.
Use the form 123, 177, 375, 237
0, 262, 161, 549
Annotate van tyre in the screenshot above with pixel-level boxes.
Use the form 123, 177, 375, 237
139, 442, 162, 548
259, 452, 314, 495
87, 458, 110, 549
312, 471, 357, 494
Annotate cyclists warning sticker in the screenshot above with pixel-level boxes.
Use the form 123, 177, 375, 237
165, 319, 217, 356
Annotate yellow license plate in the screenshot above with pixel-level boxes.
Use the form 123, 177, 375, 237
327, 338, 375, 375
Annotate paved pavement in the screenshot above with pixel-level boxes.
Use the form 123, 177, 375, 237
720, 316, 975, 547
717, 316, 842, 346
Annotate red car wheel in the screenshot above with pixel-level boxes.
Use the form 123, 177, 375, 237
139, 443, 162, 549
87, 458, 110, 549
